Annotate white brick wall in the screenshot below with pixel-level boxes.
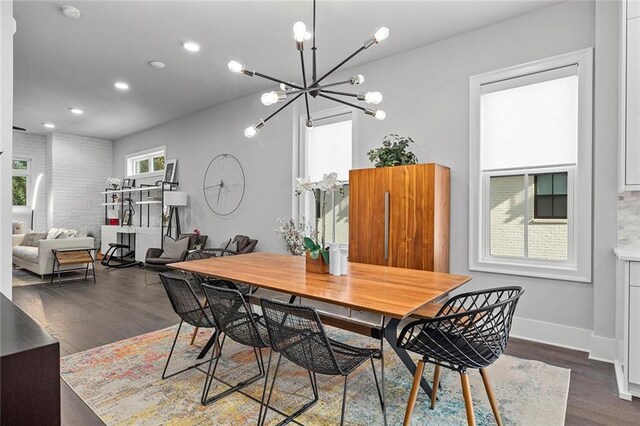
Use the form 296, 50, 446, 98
12, 131, 47, 231
490, 176, 568, 260
47, 133, 113, 243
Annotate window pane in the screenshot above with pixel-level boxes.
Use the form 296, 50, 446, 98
136, 159, 150, 174
12, 160, 28, 170
553, 195, 567, 218
307, 119, 352, 182
536, 174, 553, 195
535, 195, 553, 217
553, 173, 567, 194
490, 175, 525, 258
12, 176, 27, 206
153, 156, 165, 171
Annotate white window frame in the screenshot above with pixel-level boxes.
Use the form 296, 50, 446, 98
12, 157, 30, 207
297, 106, 356, 243
126, 146, 166, 178
469, 49, 593, 283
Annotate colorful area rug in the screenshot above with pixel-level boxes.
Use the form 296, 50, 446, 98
61, 324, 570, 425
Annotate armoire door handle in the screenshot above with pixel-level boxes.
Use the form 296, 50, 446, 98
384, 191, 389, 260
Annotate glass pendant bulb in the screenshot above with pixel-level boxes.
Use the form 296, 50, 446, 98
293, 21, 307, 42
244, 119, 265, 138
374, 27, 390, 43
350, 74, 365, 85
228, 61, 244, 73
261, 92, 279, 106
374, 110, 386, 120
364, 92, 383, 105
244, 126, 257, 138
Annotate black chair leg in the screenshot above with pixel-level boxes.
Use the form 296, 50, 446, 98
201, 336, 266, 406
257, 349, 273, 426
162, 321, 217, 380
340, 375, 348, 426
260, 353, 318, 426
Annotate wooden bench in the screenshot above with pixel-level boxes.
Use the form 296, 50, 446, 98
51, 248, 96, 286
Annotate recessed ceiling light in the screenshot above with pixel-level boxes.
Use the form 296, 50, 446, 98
114, 81, 129, 91
43, 123, 55, 129
148, 61, 166, 70
182, 41, 201, 52
69, 108, 83, 114
61, 5, 82, 19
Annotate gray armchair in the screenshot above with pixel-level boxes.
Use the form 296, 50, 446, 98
144, 233, 208, 284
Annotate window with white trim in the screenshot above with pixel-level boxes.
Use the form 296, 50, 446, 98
12, 158, 30, 206
469, 49, 593, 282
299, 109, 354, 244
126, 147, 165, 178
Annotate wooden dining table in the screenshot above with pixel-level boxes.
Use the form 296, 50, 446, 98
169, 252, 472, 397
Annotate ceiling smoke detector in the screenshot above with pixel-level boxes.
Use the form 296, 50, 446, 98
148, 61, 166, 70
61, 5, 82, 19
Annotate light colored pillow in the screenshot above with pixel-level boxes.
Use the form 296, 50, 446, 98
20, 232, 47, 247
160, 236, 190, 260
75, 229, 88, 238
56, 232, 69, 239
47, 228, 63, 239
63, 228, 78, 238
12, 221, 25, 235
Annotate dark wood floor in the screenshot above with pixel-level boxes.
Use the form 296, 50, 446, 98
12, 265, 640, 425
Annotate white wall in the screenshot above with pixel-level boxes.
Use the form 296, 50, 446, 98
114, 1, 619, 353
1, 2, 15, 299
47, 132, 113, 241
12, 131, 47, 231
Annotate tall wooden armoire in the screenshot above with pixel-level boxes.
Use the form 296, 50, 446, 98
349, 163, 450, 272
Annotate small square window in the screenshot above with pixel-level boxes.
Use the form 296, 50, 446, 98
534, 172, 567, 219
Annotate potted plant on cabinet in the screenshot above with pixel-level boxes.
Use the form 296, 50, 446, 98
367, 134, 419, 167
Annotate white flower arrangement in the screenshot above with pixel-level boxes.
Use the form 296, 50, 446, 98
294, 172, 344, 251
106, 177, 121, 189
274, 218, 309, 256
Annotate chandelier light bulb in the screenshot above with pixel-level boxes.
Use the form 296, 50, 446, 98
364, 91, 383, 104
304, 30, 312, 41
374, 27, 390, 43
293, 21, 307, 42
261, 91, 279, 106
374, 110, 386, 120
350, 74, 365, 85
244, 126, 258, 138
228, 61, 244, 73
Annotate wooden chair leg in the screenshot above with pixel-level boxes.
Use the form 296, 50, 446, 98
190, 327, 200, 345
431, 365, 441, 409
460, 372, 476, 426
403, 359, 425, 426
190, 299, 209, 346
479, 368, 502, 426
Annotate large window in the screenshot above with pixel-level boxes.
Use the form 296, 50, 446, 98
300, 109, 354, 244
126, 147, 165, 177
469, 49, 592, 282
12, 158, 30, 206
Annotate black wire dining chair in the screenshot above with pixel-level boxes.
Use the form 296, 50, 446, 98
200, 284, 271, 407
259, 298, 387, 426
159, 273, 218, 379
397, 286, 524, 426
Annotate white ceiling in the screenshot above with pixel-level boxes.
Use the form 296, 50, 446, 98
13, 0, 560, 140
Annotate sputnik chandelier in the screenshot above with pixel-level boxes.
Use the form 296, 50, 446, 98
227, 0, 389, 138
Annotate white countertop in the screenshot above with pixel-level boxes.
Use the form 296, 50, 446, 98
614, 247, 640, 261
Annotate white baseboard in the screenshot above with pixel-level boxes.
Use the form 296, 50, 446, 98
510, 316, 615, 363
589, 335, 617, 363
614, 360, 633, 401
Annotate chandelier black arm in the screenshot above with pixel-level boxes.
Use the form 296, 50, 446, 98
312, 0, 317, 82
321, 89, 358, 98
254, 71, 304, 91
299, 51, 312, 123
313, 46, 366, 86
287, 79, 353, 96
318, 93, 365, 112
265, 93, 304, 123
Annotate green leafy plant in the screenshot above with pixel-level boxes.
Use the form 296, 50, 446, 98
303, 237, 330, 264
367, 134, 419, 168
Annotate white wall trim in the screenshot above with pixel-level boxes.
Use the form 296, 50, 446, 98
511, 316, 615, 364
